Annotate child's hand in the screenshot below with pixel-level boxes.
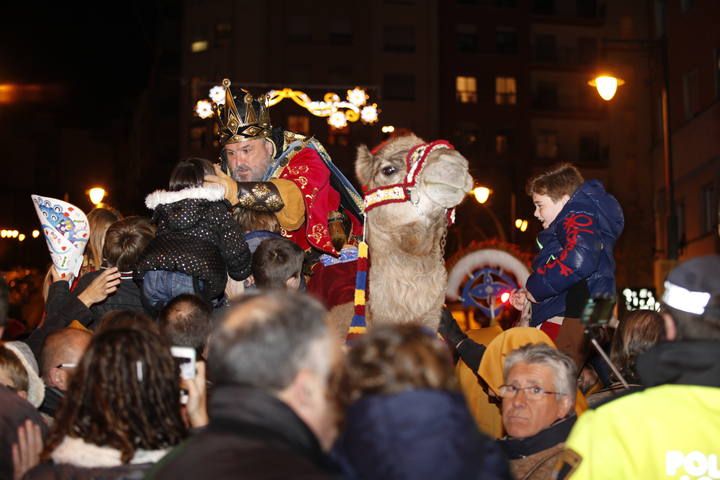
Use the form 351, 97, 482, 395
510, 289, 528, 311
525, 290, 537, 303
77, 267, 121, 307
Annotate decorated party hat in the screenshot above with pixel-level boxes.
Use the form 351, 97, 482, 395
31, 195, 89, 281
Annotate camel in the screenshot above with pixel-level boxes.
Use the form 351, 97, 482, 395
346, 134, 473, 332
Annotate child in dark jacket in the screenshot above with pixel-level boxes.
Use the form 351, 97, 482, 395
137, 158, 251, 311
511, 163, 624, 363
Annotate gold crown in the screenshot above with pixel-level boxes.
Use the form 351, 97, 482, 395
214, 79, 272, 145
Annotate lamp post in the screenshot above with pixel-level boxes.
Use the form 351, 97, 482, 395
588, 35, 677, 261
470, 186, 507, 241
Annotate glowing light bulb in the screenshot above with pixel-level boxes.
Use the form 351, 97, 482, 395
589, 75, 625, 101
328, 111, 348, 129
472, 187, 491, 204
88, 187, 106, 206
347, 87, 368, 107
32, 230, 40, 238
209, 86, 225, 105
194, 99, 214, 119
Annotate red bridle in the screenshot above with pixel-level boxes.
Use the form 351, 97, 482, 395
363, 140, 455, 215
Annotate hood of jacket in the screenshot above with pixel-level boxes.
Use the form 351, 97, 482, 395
334, 389, 506, 480
145, 184, 226, 231
637, 341, 720, 388
566, 180, 624, 240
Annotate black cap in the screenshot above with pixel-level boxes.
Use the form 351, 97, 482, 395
662, 255, 720, 315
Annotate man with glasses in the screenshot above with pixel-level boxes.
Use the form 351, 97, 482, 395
497, 343, 577, 479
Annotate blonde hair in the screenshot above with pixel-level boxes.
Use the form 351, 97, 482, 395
86, 208, 122, 269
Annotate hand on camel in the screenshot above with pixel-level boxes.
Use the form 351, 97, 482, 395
77, 267, 121, 307
205, 165, 238, 204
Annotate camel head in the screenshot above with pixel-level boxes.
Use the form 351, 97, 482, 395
356, 135, 473, 224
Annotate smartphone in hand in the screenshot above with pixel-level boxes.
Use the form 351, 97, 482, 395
171, 346, 197, 380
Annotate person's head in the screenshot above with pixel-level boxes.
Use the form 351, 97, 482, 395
95, 309, 160, 335
0, 345, 29, 400
0, 277, 7, 337
209, 290, 340, 449
43, 327, 186, 463
252, 237, 304, 289
337, 324, 456, 409
500, 343, 576, 439
526, 163, 584, 229
661, 255, 720, 342
86, 208, 122, 270
610, 310, 664, 383
41, 327, 92, 391
223, 138, 275, 182
169, 157, 215, 191
233, 209, 281, 233
159, 294, 212, 356
102, 216, 155, 271
0, 342, 44, 407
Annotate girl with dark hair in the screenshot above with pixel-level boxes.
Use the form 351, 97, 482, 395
23, 326, 189, 479
136, 158, 251, 312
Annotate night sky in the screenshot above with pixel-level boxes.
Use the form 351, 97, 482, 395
0, 2, 161, 127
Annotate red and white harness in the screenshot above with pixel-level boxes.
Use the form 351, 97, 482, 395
362, 140, 457, 225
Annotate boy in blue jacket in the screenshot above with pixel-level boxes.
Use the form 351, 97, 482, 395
511, 163, 624, 364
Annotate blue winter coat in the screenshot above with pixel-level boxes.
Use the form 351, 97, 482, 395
332, 389, 510, 480
526, 180, 624, 326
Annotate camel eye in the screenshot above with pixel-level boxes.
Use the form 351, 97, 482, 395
381, 165, 397, 176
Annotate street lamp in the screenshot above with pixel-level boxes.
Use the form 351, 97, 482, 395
88, 187, 106, 206
588, 75, 626, 101
469, 187, 507, 241
588, 36, 677, 261
472, 186, 492, 204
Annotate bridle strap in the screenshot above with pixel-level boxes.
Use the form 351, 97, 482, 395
363, 140, 454, 213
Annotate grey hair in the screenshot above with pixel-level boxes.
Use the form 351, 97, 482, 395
503, 343, 577, 403
208, 290, 332, 390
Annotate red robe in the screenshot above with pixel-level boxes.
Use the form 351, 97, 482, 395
278, 147, 350, 255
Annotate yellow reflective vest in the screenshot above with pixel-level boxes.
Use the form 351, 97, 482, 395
555, 384, 720, 479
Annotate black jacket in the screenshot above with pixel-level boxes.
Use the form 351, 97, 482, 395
147, 385, 342, 480
137, 185, 251, 301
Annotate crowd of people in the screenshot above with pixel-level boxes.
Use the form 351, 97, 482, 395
1, 81, 718, 480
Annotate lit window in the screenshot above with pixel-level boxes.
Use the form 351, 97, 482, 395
536, 131, 558, 158
191, 40, 209, 53
456, 76, 477, 103
495, 76, 517, 105
288, 115, 310, 135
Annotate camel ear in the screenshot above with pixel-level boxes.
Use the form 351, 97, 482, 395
355, 144, 374, 187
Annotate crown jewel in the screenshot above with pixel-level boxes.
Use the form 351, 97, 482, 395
214, 78, 272, 145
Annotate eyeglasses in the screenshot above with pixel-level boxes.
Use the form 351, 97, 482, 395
498, 384, 566, 400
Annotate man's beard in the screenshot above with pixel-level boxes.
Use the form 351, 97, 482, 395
231, 165, 264, 182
